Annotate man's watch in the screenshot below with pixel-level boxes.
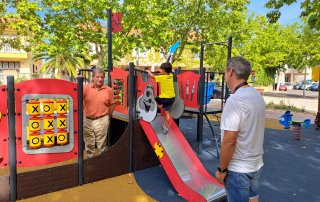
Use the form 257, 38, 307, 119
217, 166, 227, 173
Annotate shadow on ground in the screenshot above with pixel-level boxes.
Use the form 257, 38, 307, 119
135, 117, 320, 202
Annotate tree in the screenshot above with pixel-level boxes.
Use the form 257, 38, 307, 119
0, 1, 23, 49
33, 49, 90, 78
266, 0, 320, 30
9, 0, 313, 87
6, 0, 251, 69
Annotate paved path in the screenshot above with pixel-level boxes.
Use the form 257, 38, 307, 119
263, 94, 318, 114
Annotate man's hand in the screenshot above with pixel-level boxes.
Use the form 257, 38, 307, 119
215, 170, 227, 184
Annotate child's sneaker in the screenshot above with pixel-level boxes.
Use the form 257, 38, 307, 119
162, 125, 169, 134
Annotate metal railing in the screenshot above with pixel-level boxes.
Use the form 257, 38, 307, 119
0, 43, 26, 54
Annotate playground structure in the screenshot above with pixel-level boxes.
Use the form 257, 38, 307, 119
279, 111, 311, 140
0, 9, 232, 200
0, 62, 227, 202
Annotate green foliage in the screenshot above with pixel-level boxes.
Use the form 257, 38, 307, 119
266, 0, 320, 30
2, 0, 319, 87
5, 0, 251, 69
33, 49, 88, 78
254, 65, 275, 86
175, 45, 200, 69
31, 73, 40, 79
266, 100, 306, 113
15, 76, 27, 83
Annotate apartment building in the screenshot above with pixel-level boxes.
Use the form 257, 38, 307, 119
0, 27, 41, 84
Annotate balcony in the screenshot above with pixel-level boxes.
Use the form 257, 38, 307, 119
0, 44, 28, 59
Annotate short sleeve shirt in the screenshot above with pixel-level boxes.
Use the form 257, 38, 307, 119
83, 84, 115, 117
220, 87, 266, 173
154, 74, 175, 98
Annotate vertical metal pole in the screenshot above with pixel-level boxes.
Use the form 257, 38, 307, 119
227, 36, 232, 59
197, 41, 205, 154
107, 9, 112, 87
136, 47, 140, 68
177, 66, 181, 74
225, 36, 232, 100
318, 66, 320, 113
128, 62, 135, 172
173, 68, 180, 126
7, 76, 17, 202
316, 67, 320, 129
221, 73, 225, 109
77, 77, 84, 185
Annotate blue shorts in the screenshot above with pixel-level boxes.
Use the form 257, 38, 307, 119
225, 167, 263, 202
155, 97, 175, 111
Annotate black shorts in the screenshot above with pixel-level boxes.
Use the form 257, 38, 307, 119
155, 97, 175, 111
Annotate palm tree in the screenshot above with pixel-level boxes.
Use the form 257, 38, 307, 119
33, 49, 91, 79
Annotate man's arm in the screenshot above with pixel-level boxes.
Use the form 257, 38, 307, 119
109, 103, 115, 115
215, 130, 238, 184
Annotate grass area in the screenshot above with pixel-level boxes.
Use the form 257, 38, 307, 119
266, 100, 306, 113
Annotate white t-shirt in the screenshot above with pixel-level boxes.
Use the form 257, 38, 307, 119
220, 86, 265, 173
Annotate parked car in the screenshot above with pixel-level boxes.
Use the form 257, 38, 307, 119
279, 83, 287, 91
293, 81, 303, 90
284, 82, 293, 90
310, 83, 319, 91
307, 82, 319, 90
299, 80, 313, 90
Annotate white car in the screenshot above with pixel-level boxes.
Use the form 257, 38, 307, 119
307, 82, 319, 90
299, 80, 313, 90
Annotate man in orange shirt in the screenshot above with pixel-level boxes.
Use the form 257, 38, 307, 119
83, 68, 115, 158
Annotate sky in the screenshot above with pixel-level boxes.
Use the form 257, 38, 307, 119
246, 0, 303, 25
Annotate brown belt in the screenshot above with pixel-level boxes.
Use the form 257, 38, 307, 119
86, 114, 108, 120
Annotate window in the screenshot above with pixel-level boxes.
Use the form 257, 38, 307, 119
2, 62, 8, 69
0, 62, 20, 69
9, 62, 15, 69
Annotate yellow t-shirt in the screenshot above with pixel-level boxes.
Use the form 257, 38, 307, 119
155, 74, 175, 98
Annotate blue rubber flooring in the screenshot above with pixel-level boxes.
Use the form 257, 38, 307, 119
134, 117, 320, 202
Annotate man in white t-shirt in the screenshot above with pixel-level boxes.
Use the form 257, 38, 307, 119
215, 56, 265, 202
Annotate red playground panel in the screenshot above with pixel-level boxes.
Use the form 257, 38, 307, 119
0, 85, 8, 168
1, 79, 79, 168
110, 68, 129, 114
177, 71, 201, 109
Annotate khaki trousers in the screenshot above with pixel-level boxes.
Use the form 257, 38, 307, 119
84, 115, 110, 158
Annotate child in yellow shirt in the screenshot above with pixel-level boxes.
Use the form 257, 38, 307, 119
147, 62, 175, 134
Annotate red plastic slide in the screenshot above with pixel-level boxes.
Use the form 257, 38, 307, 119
140, 116, 226, 202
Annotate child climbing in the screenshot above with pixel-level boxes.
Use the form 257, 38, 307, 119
147, 62, 175, 134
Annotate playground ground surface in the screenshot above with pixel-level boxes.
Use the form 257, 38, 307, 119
11, 109, 319, 202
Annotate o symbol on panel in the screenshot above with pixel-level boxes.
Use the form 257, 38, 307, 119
32, 137, 40, 144
58, 135, 66, 141
43, 105, 51, 113
31, 122, 39, 129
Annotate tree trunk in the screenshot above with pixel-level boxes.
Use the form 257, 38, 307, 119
276, 69, 281, 91
97, 54, 104, 68
95, 44, 105, 68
